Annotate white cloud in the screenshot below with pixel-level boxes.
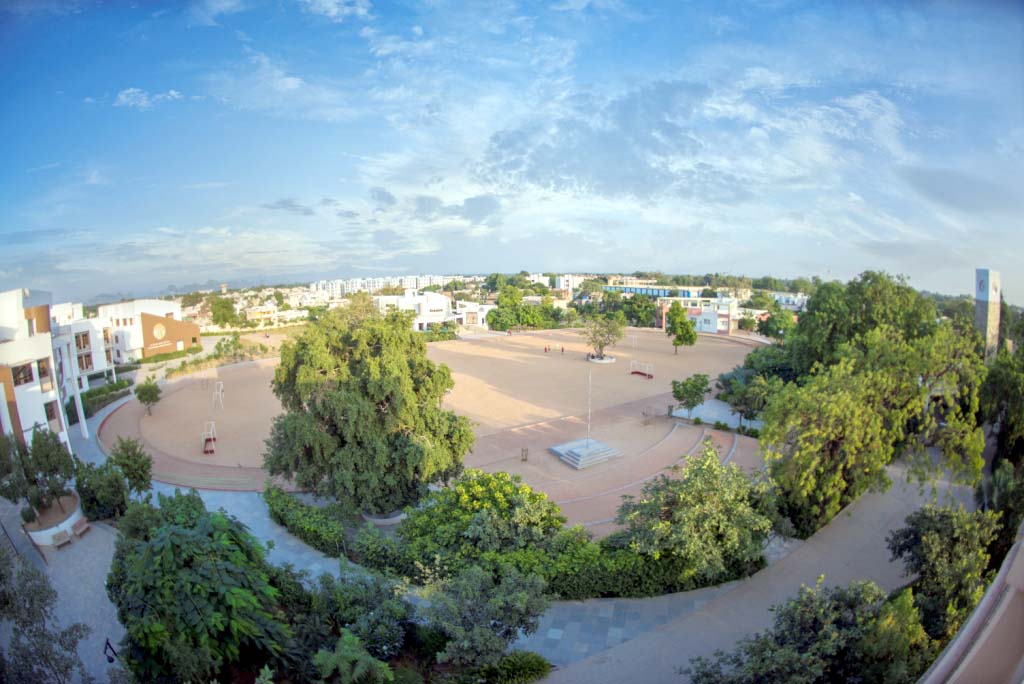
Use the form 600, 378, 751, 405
113, 88, 184, 110
204, 51, 351, 121
188, 0, 246, 26
298, 0, 372, 22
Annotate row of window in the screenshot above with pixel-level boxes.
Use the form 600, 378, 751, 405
11, 358, 51, 387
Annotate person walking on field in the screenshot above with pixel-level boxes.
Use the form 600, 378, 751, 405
561, 346, 564, 354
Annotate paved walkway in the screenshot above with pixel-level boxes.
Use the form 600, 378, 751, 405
543, 466, 973, 683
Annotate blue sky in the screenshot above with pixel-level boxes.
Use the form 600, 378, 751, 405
1, 0, 1022, 302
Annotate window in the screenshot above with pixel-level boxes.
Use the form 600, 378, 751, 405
12, 363, 33, 386
37, 358, 53, 392
75, 331, 90, 352
44, 401, 58, 421
77, 352, 94, 373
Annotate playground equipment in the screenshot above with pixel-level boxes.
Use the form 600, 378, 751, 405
202, 421, 217, 455
213, 381, 225, 410
630, 360, 654, 379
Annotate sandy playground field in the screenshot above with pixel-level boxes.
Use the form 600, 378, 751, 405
99, 328, 763, 532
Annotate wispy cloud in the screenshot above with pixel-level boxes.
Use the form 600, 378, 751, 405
261, 198, 316, 216
188, 0, 246, 26
298, 0, 372, 22
113, 88, 184, 110
204, 50, 351, 121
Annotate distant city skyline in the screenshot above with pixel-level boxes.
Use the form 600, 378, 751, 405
1, 0, 1021, 302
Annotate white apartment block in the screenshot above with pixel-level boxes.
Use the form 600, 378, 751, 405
770, 291, 809, 310
373, 290, 454, 331
311, 274, 460, 298
453, 301, 496, 328
0, 289, 74, 449
555, 274, 586, 293
50, 304, 115, 399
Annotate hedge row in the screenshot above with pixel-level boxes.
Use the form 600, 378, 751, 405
66, 379, 134, 425
263, 484, 350, 557
139, 345, 204, 364
355, 522, 760, 601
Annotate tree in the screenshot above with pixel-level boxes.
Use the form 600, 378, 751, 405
672, 374, 710, 419
265, 310, 474, 514
975, 459, 1024, 568
74, 459, 128, 520
685, 579, 935, 684
980, 348, 1024, 467
425, 565, 548, 668
398, 469, 565, 578
314, 572, 412, 660
0, 544, 93, 684
135, 376, 161, 416
108, 498, 291, 683
616, 441, 772, 585
700, 288, 717, 298
208, 295, 239, 326
273, 290, 285, 308
580, 315, 623, 359
723, 374, 780, 430
762, 360, 890, 537
564, 307, 579, 328
757, 309, 795, 341
763, 323, 987, 537
109, 437, 153, 504
668, 313, 697, 354
313, 629, 393, 684
0, 430, 76, 518
887, 505, 998, 641
738, 316, 756, 332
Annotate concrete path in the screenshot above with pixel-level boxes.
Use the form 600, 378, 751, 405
542, 467, 973, 683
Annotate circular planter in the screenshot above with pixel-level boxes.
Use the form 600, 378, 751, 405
25, 494, 85, 547
361, 510, 407, 527
587, 355, 617, 364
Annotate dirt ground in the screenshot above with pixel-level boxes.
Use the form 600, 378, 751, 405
100, 328, 762, 528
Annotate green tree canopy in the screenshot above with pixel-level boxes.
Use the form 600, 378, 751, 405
134, 376, 161, 416
616, 441, 772, 585
672, 374, 710, 418
425, 565, 548, 668
757, 309, 795, 341
763, 323, 987, 537
109, 436, 152, 501
886, 505, 998, 641
668, 312, 698, 354
265, 309, 474, 514
581, 315, 624, 359
398, 469, 566, 577
108, 494, 291, 683
981, 348, 1024, 467
685, 580, 936, 684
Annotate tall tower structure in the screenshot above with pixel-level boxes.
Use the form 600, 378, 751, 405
975, 268, 1001, 361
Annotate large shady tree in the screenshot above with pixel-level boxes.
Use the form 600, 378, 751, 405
264, 309, 474, 514
580, 314, 624, 359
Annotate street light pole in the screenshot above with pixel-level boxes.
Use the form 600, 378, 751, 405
587, 367, 592, 448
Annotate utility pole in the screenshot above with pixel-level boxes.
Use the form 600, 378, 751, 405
587, 367, 592, 448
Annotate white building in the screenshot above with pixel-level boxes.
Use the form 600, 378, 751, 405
49, 304, 115, 400
770, 291, 809, 311
453, 300, 497, 328
98, 299, 200, 362
373, 290, 454, 331
0, 289, 75, 449
555, 274, 586, 293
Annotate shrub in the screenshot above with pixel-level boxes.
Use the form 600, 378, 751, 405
406, 623, 450, 664
263, 485, 349, 557
75, 460, 128, 520
314, 572, 412, 660
713, 420, 730, 431
478, 651, 552, 684
354, 523, 412, 576
693, 417, 703, 425
393, 667, 424, 684
398, 469, 565, 578
425, 565, 548, 668
19, 506, 36, 524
